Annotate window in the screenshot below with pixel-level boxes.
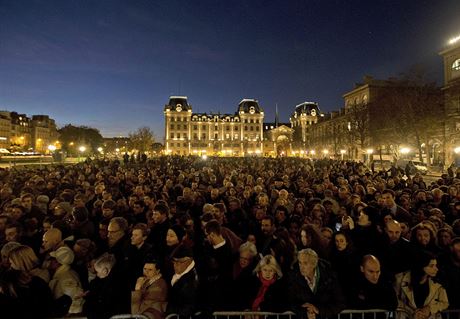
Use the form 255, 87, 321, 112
183, 143, 187, 147
170, 124, 174, 129
194, 125, 198, 130
453, 59, 460, 71
226, 126, 230, 131
183, 124, 187, 129
193, 133, 198, 139
214, 125, 218, 130
171, 142, 174, 147
177, 133, 180, 138
170, 133, 174, 139
250, 126, 254, 131
244, 126, 248, 131
214, 133, 218, 139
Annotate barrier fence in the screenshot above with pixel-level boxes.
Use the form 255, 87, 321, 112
49, 309, 460, 319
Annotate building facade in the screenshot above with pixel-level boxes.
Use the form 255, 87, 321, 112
440, 38, 460, 165
0, 111, 59, 153
290, 102, 321, 151
164, 96, 264, 156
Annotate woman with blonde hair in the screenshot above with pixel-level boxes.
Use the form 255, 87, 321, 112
7, 245, 53, 318
242, 254, 287, 312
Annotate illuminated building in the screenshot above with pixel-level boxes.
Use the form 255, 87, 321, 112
164, 96, 264, 156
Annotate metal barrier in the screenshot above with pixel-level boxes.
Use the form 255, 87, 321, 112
338, 309, 395, 319
213, 311, 296, 319
110, 315, 150, 319
442, 310, 460, 319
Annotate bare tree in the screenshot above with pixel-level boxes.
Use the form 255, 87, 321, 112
375, 73, 443, 162
129, 126, 155, 153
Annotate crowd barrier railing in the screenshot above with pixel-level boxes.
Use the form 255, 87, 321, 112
110, 315, 150, 319
442, 310, 460, 319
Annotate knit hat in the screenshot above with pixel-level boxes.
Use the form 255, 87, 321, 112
50, 246, 75, 265
36, 195, 50, 204
169, 224, 186, 242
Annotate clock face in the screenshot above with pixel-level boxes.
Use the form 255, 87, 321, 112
176, 104, 182, 112
310, 109, 317, 116
249, 106, 255, 114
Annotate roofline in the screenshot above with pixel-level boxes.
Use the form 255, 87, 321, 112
295, 101, 318, 108
342, 84, 371, 98
239, 98, 258, 104
169, 96, 188, 99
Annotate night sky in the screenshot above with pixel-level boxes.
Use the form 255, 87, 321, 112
1, 0, 460, 139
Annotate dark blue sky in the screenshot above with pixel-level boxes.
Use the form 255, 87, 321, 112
1, 0, 460, 139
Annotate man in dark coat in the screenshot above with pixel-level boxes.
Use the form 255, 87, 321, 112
287, 248, 345, 319
166, 244, 200, 317
201, 219, 234, 313
347, 255, 398, 311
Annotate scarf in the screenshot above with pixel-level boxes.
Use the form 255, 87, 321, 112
252, 273, 277, 311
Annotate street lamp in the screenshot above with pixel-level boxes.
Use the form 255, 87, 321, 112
78, 146, 86, 162
340, 149, 346, 160
48, 145, 56, 152
454, 147, 460, 154
400, 147, 410, 155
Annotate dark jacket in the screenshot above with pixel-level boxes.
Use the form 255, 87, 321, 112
347, 275, 398, 310
84, 271, 130, 319
287, 259, 346, 319
166, 266, 200, 317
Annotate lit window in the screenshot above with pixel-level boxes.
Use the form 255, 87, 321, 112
453, 59, 460, 71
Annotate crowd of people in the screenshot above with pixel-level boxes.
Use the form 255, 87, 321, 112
0, 156, 459, 319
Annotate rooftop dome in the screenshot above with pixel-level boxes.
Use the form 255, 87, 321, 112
237, 99, 263, 114
165, 96, 190, 111
292, 102, 320, 117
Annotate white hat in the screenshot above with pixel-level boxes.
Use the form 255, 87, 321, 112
50, 246, 74, 265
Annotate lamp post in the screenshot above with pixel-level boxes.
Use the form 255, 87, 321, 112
78, 146, 86, 162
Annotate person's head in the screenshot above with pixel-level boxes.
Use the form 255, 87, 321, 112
101, 199, 117, 219
152, 203, 169, 224
360, 255, 381, 284
20, 193, 34, 211
333, 232, 349, 252
143, 255, 161, 279
166, 225, 185, 247
320, 227, 333, 245
41, 228, 62, 253
9, 204, 25, 222
385, 220, 402, 244
261, 215, 275, 236
438, 227, 454, 248
132, 200, 146, 215
381, 189, 396, 208
411, 251, 438, 287
450, 237, 460, 262
9, 245, 40, 272
73, 238, 96, 261
411, 222, 437, 247
238, 241, 257, 269
204, 219, 223, 246
171, 244, 194, 275
297, 248, 318, 279
107, 217, 128, 248
94, 253, 116, 279
73, 194, 87, 208
131, 223, 149, 248
1, 241, 21, 268
5, 222, 22, 243
49, 246, 75, 270
254, 254, 282, 280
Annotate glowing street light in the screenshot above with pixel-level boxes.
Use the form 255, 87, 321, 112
79, 146, 86, 153
449, 35, 460, 45
454, 147, 460, 154
366, 149, 374, 154
48, 145, 56, 152
400, 147, 410, 155
340, 149, 346, 160
97, 147, 103, 153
